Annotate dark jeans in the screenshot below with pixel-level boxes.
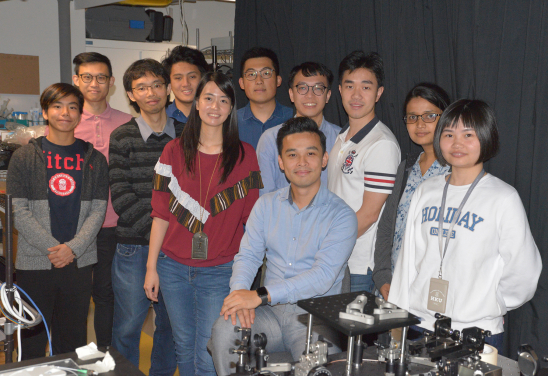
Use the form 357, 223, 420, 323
17, 264, 93, 360
92, 227, 117, 347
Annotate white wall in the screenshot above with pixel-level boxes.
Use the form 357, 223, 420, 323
0, 0, 235, 114
152, 1, 235, 49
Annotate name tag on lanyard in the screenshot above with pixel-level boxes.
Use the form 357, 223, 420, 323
430, 169, 485, 314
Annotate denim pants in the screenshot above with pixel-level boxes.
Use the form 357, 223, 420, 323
111, 244, 177, 376
157, 254, 232, 376
350, 267, 375, 293
211, 303, 342, 376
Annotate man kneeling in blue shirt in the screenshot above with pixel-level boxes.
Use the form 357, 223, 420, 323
210, 116, 358, 375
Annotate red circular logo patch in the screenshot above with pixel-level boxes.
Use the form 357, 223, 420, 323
49, 173, 76, 196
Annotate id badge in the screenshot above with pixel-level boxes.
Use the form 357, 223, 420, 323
427, 278, 449, 313
191, 232, 208, 260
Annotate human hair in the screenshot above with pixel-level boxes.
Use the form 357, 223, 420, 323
40, 83, 84, 114
123, 59, 170, 113
161, 46, 210, 76
403, 82, 451, 117
433, 99, 500, 166
288, 62, 334, 89
239, 47, 280, 78
180, 71, 244, 184
338, 50, 384, 87
276, 117, 327, 156
73, 52, 113, 76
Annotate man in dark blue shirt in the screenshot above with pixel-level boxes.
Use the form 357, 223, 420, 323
162, 46, 210, 123
237, 47, 293, 148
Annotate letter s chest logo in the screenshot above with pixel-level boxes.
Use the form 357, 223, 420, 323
49, 173, 76, 196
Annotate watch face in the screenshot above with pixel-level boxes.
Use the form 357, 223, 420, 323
309, 366, 332, 376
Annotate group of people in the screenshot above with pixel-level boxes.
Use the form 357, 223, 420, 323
6, 44, 541, 376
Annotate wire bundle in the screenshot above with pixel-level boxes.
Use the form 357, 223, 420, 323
0, 282, 51, 360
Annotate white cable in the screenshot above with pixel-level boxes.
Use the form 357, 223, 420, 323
179, 0, 188, 46
17, 293, 22, 362
0, 284, 37, 324
17, 323, 21, 361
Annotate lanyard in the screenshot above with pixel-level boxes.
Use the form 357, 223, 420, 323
437, 169, 485, 278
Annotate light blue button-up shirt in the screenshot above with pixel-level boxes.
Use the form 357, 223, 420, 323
230, 183, 358, 305
256, 117, 341, 196
166, 101, 188, 123
237, 101, 293, 149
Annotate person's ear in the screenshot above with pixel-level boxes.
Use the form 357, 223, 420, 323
278, 154, 285, 171
375, 86, 384, 102
289, 88, 295, 104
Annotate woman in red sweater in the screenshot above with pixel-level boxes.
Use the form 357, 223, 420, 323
144, 71, 262, 376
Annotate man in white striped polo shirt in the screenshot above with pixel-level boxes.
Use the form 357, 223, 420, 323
327, 51, 400, 293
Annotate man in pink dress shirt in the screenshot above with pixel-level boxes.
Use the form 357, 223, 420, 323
71, 52, 132, 349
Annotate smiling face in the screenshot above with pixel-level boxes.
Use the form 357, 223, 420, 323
439, 120, 482, 170
289, 71, 331, 126
405, 97, 442, 149
72, 62, 114, 104
196, 81, 233, 129
170, 61, 202, 107
126, 72, 171, 115
278, 131, 328, 190
43, 94, 82, 135
238, 57, 282, 105
339, 68, 383, 125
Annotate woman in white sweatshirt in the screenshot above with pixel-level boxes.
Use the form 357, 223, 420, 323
388, 99, 542, 353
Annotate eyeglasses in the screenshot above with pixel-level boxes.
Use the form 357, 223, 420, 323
403, 113, 442, 124
78, 74, 110, 84
131, 82, 166, 94
244, 68, 275, 81
295, 83, 328, 96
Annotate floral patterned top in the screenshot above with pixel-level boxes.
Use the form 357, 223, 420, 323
391, 154, 449, 271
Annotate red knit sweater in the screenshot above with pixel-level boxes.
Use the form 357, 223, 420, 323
151, 139, 262, 267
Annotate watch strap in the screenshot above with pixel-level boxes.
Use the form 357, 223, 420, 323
256, 287, 268, 306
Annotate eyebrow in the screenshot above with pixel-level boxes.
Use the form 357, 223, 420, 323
245, 67, 273, 71
204, 92, 230, 99
296, 81, 326, 86
344, 79, 373, 84
54, 101, 79, 106
173, 71, 198, 75
284, 146, 320, 153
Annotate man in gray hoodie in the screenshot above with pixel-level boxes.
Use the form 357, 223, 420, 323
7, 83, 108, 360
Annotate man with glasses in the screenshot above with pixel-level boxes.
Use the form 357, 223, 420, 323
70, 52, 132, 350
108, 59, 182, 375
237, 47, 293, 149
256, 62, 340, 195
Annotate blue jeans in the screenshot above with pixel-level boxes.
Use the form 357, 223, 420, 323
350, 267, 375, 293
111, 244, 177, 376
157, 254, 232, 376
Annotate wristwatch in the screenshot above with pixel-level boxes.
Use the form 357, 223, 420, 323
256, 287, 269, 306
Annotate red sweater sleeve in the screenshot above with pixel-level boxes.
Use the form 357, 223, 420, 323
151, 140, 175, 221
